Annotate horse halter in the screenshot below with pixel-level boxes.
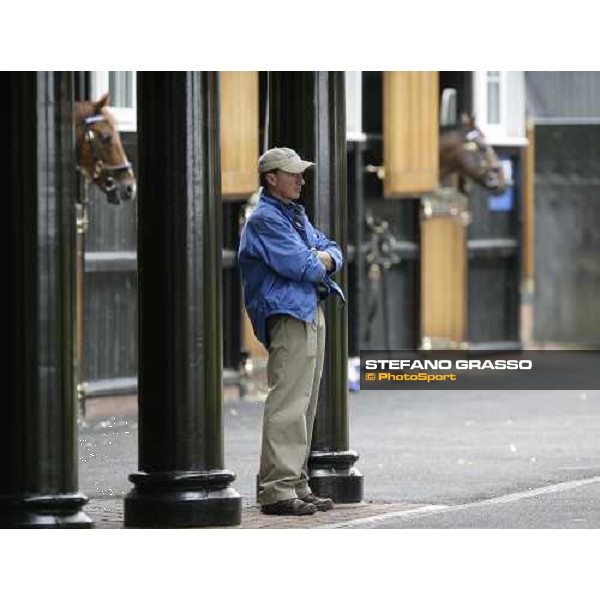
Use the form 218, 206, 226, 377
463, 128, 489, 154
81, 114, 132, 194
462, 127, 503, 186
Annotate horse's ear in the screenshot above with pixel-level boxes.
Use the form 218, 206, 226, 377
461, 113, 476, 129
92, 93, 110, 114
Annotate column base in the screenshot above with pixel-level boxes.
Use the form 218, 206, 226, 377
0, 492, 93, 528
124, 470, 241, 528
308, 450, 364, 503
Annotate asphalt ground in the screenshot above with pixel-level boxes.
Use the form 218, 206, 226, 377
78, 388, 600, 528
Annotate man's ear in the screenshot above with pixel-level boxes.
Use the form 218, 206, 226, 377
265, 172, 277, 188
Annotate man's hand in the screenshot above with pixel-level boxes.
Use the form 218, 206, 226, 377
315, 250, 334, 272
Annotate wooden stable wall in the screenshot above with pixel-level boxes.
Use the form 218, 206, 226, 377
79, 73, 264, 397
219, 72, 266, 360
383, 71, 463, 348
523, 121, 535, 281
420, 200, 468, 347
242, 311, 268, 359
533, 124, 600, 344
383, 71, 439, 198
220, 71, 259, 199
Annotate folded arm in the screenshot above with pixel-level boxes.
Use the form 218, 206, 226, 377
244, 217, 328, 283
312, 228, 343, 273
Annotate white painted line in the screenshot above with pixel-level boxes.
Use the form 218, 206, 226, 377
323, 475, 600, 528
317, 504, 452, 529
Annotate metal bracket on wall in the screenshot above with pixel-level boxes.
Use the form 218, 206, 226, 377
421, 187, 471, 225
76, 202, 90, 234
365, 164, 386, 180
420, 337, 470, 351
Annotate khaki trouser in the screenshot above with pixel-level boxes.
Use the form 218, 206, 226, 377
258, 305, 326, 505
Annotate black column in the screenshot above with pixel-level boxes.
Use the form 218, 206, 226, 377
269, 71, 363, 503
124, 72, 241, 527
3, 71, 92, 528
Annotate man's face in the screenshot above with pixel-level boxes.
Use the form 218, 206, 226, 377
266, 170, 305, 202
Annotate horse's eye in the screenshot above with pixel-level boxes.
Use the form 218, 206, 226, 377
101, 134, 113, 144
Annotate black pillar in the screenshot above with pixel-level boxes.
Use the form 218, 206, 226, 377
124, 72, 241, 527
269, 71, 363, 503
3, 72, 92, 528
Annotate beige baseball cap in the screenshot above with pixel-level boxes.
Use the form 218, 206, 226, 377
258, 147, 315, 174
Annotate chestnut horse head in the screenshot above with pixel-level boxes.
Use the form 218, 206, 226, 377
440, 114, 506, 195
75, 94, 136, 204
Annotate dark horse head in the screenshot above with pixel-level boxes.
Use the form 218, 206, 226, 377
439, 114, 506, 195
75, 94, 136, 204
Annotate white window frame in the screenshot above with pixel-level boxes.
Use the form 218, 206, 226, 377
473, 71, 527, 146
345, 71, 366, 142
91, 71, 137, 132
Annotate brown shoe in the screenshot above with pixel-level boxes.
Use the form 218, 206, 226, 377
299, 493, 334, 511
260, 498, 317, 516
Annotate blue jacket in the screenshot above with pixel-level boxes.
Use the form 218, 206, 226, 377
238, 193, 346, 348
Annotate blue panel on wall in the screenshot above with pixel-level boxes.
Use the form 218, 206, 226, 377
489, 158, 514, 212
489, 189, 513, 211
